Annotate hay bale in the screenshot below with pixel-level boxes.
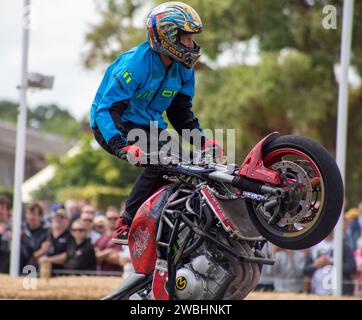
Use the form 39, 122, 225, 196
0, 274, 122, 300
0, 274, 361, 300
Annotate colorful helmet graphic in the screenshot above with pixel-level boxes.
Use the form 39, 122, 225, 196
147, 2, 203, 69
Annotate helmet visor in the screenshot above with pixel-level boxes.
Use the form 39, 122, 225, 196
177, 30, 201, 54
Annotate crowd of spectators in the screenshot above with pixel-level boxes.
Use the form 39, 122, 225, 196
256, 202, 362, 296
2, 194, 362, 297
0, 195, 131, 277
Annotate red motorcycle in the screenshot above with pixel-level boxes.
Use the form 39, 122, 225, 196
103, 132, 343, 300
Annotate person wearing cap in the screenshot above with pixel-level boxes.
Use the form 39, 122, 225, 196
36, 204, 72, 275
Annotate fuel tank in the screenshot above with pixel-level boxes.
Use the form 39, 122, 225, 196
128, 183, 175, 275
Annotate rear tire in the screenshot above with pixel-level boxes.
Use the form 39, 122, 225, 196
246, 135, 343, 250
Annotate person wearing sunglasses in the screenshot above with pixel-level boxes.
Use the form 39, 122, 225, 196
64, 219, 97, 274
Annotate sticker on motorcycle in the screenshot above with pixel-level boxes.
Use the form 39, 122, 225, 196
132, 226, 151, 258
176, 276, 187, 290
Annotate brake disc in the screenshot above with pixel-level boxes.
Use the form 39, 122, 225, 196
268, 160, 313, 225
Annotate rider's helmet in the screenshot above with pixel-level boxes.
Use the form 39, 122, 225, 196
146, 1, 203, 69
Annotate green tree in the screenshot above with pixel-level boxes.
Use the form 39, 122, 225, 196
33, 134, 141, 208
28, 104, 83, 140
0, 100, 82, 140
194, 50, 336, 158
0, 100, 19, 122
49, 135, 140, 188
83, 0, 146, 69
185, 0, 362, 71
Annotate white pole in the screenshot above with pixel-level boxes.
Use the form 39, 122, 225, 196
334, 0, 354, 296
10, 0, 31, 277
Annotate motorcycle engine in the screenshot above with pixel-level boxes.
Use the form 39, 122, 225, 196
174, 247, 233, 300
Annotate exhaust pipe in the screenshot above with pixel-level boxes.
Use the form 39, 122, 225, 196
101, 272, 151, 300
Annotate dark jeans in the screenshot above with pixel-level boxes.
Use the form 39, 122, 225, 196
92, 122, 185, 222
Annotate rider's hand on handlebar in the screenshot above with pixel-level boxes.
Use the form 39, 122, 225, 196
116, 145, 143, 166
202, 139, 224, 163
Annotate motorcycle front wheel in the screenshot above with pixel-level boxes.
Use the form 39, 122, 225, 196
246, 134, 344, 250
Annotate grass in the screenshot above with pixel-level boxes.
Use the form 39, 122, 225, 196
0, 274, 360, 300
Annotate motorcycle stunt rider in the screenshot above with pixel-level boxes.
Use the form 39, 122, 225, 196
90, 2, 222, 245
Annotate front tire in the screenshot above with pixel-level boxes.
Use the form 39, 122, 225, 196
246, 135, 344, 250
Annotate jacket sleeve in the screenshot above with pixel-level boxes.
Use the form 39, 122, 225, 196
95, 64, 140, 152
166, 92, 205, 146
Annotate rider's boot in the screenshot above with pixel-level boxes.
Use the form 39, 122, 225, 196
112, 215, 132, 245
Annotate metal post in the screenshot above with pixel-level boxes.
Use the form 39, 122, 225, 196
334, 0, 354, 296
10, 0, 31, 277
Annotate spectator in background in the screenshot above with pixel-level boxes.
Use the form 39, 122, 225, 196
94, 215, 108, 235
80, 205, 101, 244
78, 198, 91, 209
65, 199, 81, 223
271, 246, 306, 293
94, 207, 122, 274
0, 195, 11, 225
64, 219, 96, 273
0, 195, 11, 273
20, 202, 48, 272
345, 209, 358, 251
118, 246, 133, 279
106, 206, 120, 231
254, 243, 274, 292
348, 202, 362, 251
304, 231, 356, 296
354, 231, 362, 295
36, 204, 72, 275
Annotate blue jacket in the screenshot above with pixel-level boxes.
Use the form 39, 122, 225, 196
90, 42, 203, 151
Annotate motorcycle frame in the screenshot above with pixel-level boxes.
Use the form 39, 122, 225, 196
105, 132, 283, 300
154, 181, 274, 300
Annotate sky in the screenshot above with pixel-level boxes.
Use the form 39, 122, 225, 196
0, 0, 103, 120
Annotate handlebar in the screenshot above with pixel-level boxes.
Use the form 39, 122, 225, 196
135, 146, 223, 168
128, 149, 266, 195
